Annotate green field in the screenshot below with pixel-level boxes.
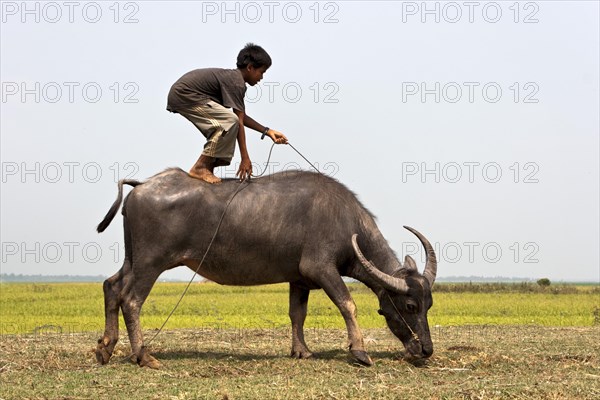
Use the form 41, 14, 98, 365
0, 282, 598, 335
1, 282, 599, 399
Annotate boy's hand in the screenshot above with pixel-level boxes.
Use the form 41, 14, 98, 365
268, 129, 288, 144
236, 156, 253, 181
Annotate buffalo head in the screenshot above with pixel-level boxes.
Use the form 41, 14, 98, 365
351, 226, 437, 360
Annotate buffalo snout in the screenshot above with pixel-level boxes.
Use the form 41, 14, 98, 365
404, 338, 433, 360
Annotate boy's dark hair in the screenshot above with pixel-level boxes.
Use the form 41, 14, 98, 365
236, 43, 272, 69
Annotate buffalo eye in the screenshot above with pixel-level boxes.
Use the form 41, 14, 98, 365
406, 302, 418, 314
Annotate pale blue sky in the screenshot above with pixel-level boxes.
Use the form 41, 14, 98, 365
1, 1, 599, 281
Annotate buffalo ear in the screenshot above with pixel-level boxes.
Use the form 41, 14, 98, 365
404, 255, 418, 271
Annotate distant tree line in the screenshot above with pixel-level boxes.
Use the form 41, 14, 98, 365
0, 273, 107, 283
436, 276, 536, 283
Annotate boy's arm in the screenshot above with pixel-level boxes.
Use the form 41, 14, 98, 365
243, 114, 288, 144
233, 109, 252, 181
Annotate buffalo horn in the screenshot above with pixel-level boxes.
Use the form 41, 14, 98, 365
351, 234, 409, 293
403, 226, 438, 287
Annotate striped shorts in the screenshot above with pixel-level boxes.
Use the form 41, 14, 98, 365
178, 100, 239, 166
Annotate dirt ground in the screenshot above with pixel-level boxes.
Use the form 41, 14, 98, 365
0, 325, 599, 399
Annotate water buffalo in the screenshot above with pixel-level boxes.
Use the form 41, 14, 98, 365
95, 168, 438, 368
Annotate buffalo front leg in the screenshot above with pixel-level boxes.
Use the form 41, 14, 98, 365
289, 283, 313, 359
307, 268, 373, 366
96, 267, 125, 365
120, 266, 162, 369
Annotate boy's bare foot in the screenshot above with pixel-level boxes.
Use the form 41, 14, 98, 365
189, 154, 222, 183
189, 167, 222, 184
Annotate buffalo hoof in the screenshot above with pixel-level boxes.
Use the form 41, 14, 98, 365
95, 347, 111, 365
351, 350, 373, 366
95, 338, 114, 365
139, 355, 162, 369
133, 347, 162, 369
291, 349, 314, 359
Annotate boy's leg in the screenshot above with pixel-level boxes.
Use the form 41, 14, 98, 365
178, 101, 240, 183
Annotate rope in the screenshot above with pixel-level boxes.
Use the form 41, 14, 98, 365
288, 143, 322, 175
386, 293, 420, 343
251, 142, 277, 178
253, 142, 322, 177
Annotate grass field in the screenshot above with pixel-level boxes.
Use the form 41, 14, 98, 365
1, 282, 598, 334
1, 282, 599, 399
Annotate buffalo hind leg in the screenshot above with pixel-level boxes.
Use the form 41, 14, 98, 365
305, 265, 373, 366
96, 266, 126, 365
289, 283, 313, 359
120, 264, 162, 369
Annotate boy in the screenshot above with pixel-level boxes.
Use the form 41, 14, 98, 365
167, 43, 288, 184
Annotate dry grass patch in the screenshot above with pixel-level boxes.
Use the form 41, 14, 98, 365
1, 326, 599, 399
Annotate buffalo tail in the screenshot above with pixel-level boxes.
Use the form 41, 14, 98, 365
96, 179, 142, 233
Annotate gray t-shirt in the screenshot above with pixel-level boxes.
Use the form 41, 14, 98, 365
166, 68, 246, 113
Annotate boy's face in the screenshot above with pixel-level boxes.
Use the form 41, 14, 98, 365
244, 65, 268, 86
